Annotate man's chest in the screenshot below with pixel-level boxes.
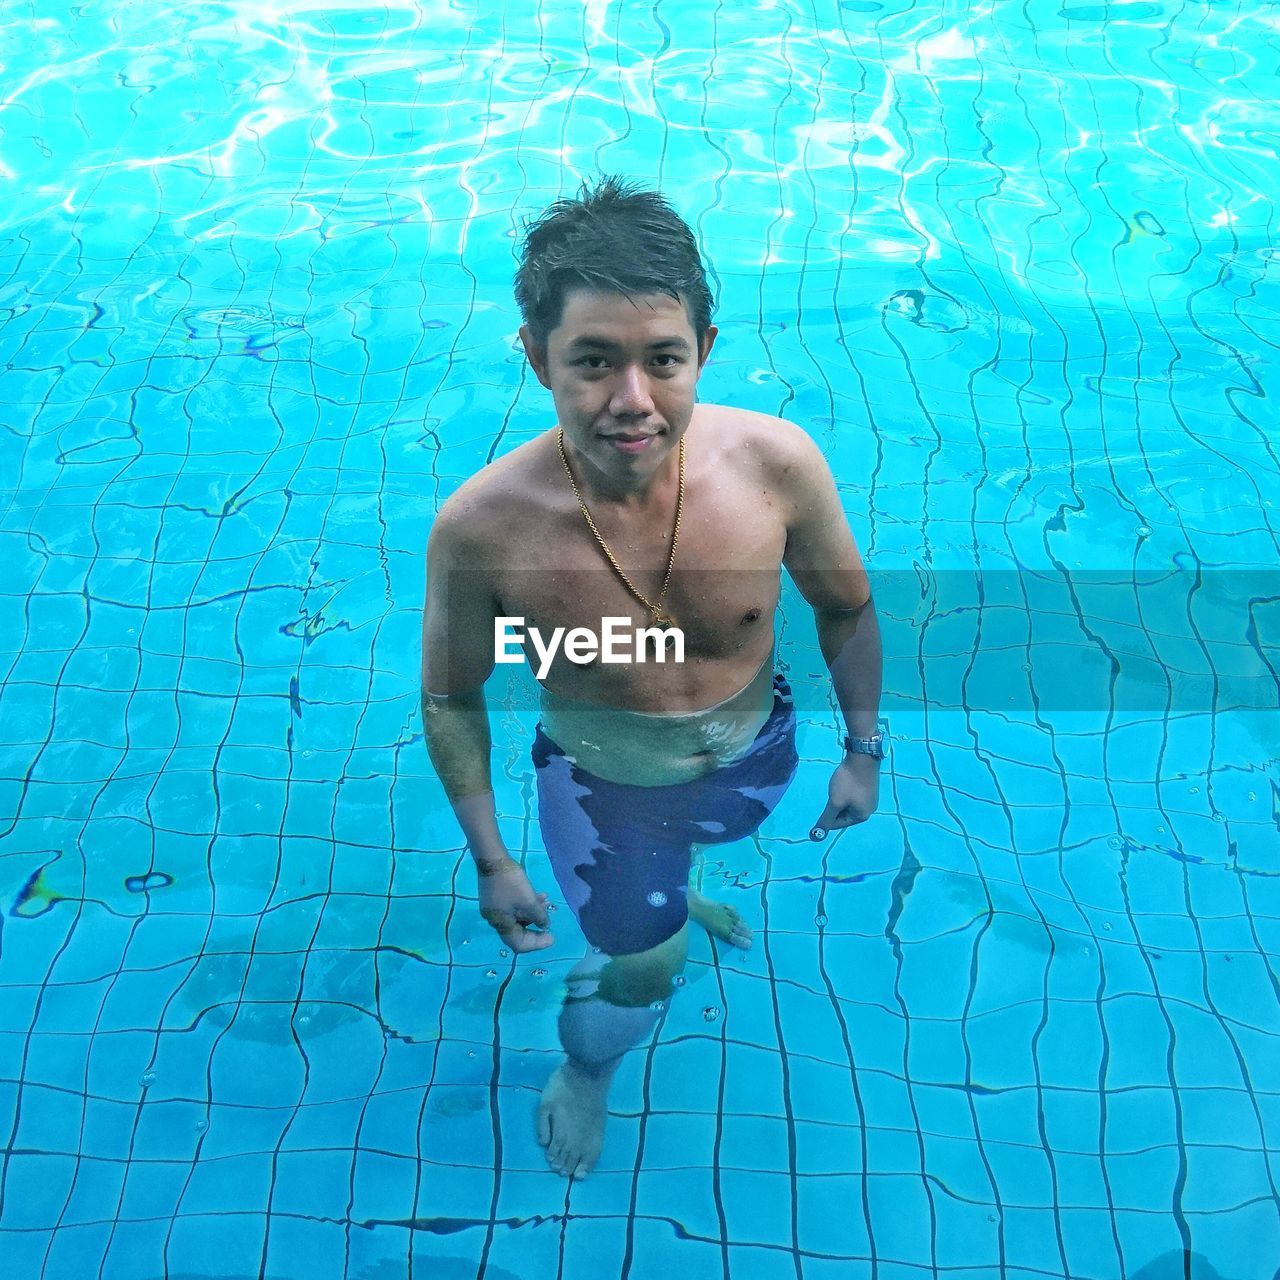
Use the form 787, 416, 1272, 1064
494, 483, 788, 656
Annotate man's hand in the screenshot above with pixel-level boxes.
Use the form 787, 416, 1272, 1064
478, 857, 554, 952
810, 754, 880, 839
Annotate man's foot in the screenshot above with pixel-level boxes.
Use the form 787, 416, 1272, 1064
536, 1062, 608, 1179
688, 890, 753, 949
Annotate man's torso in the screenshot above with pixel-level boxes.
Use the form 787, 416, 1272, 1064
471, 403, 791, 712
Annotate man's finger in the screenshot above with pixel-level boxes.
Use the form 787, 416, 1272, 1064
519, 895, 551, 929
826, 807, 869, 830
510, 927, 555, 953
812, 800, 843, 834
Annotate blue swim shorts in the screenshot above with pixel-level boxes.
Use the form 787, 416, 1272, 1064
531, 674, 799, 956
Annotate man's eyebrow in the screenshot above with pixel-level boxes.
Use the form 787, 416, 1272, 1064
564, 335, 693, 352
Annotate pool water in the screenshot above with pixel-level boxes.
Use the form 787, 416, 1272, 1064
1, 1, 1277, 1277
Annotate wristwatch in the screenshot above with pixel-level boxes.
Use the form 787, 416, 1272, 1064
843, 732, 886, 761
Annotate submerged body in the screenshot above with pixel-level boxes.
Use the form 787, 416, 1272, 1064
536, 644, 777, 786
422, 268, 881, 1181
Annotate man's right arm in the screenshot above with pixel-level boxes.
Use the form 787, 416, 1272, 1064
421, 504, 553, 951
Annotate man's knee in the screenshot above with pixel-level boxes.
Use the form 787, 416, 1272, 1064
597, 926, 689, 1008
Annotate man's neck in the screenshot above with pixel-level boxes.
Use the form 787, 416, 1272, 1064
567, 445, 681, 515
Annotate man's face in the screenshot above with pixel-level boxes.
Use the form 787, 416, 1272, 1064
519, 287, 717, 489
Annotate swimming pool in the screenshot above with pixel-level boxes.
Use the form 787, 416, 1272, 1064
1, 0, 1277, 1276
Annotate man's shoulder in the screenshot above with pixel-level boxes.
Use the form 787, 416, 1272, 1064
697, 403, 825, 480
430, 435, 550, 550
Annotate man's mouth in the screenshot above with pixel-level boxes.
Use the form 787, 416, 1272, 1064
600, 428, 663, 453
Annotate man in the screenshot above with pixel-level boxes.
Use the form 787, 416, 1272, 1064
421, 175, 883, 1180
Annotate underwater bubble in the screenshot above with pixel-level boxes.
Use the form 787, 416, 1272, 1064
1249, 792, 1257, 802
498, 948, 510, 958
140, 1071, 156, 1089
1107, 835, 1123, 850
298, 1015, 310, 1027
485, 969, 497, 979
814, 914, 828, 927
1137, 525, 1151, 537
194, 1119, 207, 1132
124, 871, 173, 893
532, 968, 547, 978
467, 1050, 476, 1058
673, 975, 687, 988
647, 890, 668, 907
1190, 787, 1199, 794
649, 1000, 665, 1012
702, 1007, 721, 1022
1102, 922, 1112, 932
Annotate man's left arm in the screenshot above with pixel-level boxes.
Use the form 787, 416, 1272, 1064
774, 424, 883, 836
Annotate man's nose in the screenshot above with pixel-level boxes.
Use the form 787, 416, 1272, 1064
609, 363, 654, 414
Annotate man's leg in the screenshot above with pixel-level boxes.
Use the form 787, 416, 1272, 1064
537, 925, 689, 1179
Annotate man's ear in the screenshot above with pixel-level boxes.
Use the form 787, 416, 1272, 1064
696, 325, 719, 371
518, 325, 551, 389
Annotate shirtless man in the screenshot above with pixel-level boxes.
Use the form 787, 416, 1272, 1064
421, 175, 883, 1180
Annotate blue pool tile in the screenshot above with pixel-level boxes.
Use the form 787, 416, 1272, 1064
719, 1111, 792, 1175
116, 1159, 188, 1221
793, 1117, 864, 1178
59, 1154, 129, 1229
179, 1151, 275, 1217
1183, 1195, 1280, 1279
1182, 1140, 1275, 1215
1105, 988, 1172, 1090
97, 1218, 174, 1280
1105, 1143, 1183, 1215
984, 1138, 1059, 1211
0, 1228, 59, 1280
164, 1210, 269, 1278
0, 1152, 77, 1230
720, 1169, 797, 1249
350, 1149, 422, 1224
1112, 1207, 1193, 1277
40, 1220, 116, 1279
637, 1108, 719, 1173
272, 1147, 356, 1221
634, 1165, 723, 1243
720, 1043, 787, 1122
408, 1159, 498, 1225
1169, 1002, 1257, 1090
863, 1170, 939, 1272
260, 1214, 348, 1280
795, 1171, 871, 1259
920, 1130, 1004, 1207
929, 1191, 1004, 1272
1179, 1085, 1263, 1151
10, 1080, 86, 1157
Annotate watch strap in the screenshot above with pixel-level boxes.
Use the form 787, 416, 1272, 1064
843, 732, 886, 760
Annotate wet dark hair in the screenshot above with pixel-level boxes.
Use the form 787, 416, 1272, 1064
514, 174, 714, 350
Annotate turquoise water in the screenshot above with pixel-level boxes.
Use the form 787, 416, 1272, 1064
1, 0, 1278, 1276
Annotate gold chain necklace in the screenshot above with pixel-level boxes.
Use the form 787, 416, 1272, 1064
556, 426, 683, 628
